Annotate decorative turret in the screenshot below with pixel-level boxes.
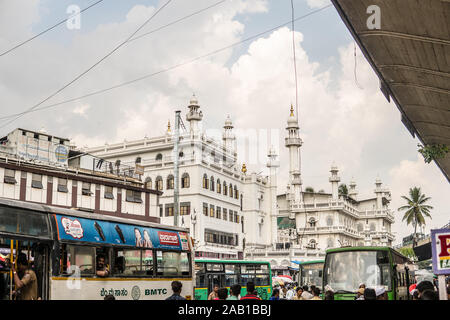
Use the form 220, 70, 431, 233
374, 177, 383, 209
186, 93, 203, 136
349, 178, 357, 200
223, 115, 236, 153
285, 105, 303, 205
329, 164, 340, 200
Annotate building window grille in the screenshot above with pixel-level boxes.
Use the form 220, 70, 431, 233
104, 186, 114, 199
31, 174, 43, 189
57, 178, 68, 193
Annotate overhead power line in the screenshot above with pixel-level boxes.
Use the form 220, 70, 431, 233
0, 0, 105, 57
0, 4, 332, 123
0, 0, 173, 131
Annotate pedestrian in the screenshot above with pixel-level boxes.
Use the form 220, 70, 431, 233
416, 280, 435, 299
363, 288, 376, 300
269, 288, 280, 300
324, 290, 334, 300
240, 282, 261, 300
412, 290, 420, 300
166, 280, 187, 300
355, 287, 365, 300
421, 289, 438, 300
286, 284, 295, 300
301, 285, 313, 300
216, 287, 228, 300
279, 284, 287, 299
11, 253, 38, 300
227, 284, 241, 300
447, 286, 450, 301
208, 284, 219, 300
311, 287, 321, 300
375, 287, 387, 300
293, 287, 303, 300
104, 294, 115, 300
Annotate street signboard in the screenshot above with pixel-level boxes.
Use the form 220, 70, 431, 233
431, 228, 450, 275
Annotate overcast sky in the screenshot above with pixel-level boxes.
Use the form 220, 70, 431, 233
0, 0, 448, 244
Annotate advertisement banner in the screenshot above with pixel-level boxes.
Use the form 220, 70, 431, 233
54, 214, 186, 250
431, 228, 450, 275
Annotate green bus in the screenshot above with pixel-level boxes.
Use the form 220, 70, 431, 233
295, 260, 324, 288
323, 246, 416, 300
194, 260, 272, 300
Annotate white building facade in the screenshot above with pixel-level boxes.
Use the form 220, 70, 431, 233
86, 95, 277, 260
246, 106, 396, 275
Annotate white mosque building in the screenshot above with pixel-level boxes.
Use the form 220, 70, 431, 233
85, 95, 395, 273
246, 105, 395, 274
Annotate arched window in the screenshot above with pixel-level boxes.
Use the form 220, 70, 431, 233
327, 238, 334, 248
326, 216, 334, 227
210, 176, 215, 191
229, 183, 233, 197
155, 176, 163, 191
181, 173, 190, 188
234, 185, 238, 199
308, 239, 317, 249
217, 179, 221, 193
156, 153, 163, 161
223, 182, 227, 195
357, 223, 363, 232
144, 177, 152, 189
135, 157, 142, 164
203, 174, 209, 189
309, 217, 316, 228
166, 175, 174, 190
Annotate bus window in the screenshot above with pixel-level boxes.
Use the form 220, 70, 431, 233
255, 274, 270, 286
225, 264, 237, 274
206, 263, 223, 272
255, 264, 268, 274
142, 250, 154, 275
114, 249, 141, 276
157, 251, 186, 277
62, 245, 95, 276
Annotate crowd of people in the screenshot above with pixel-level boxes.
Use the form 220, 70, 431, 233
267, 278, 450, 301
164, 278, 450, 301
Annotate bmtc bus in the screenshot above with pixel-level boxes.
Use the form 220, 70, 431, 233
295, 260, 324, 288
323, 246, 416, 300
194, 260, 272, 300
0, 198, 194, 300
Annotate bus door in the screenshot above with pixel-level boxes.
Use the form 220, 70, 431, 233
0, 238, 51, 300
207, 273, 224, 295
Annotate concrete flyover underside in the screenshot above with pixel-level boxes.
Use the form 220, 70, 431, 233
331, 0, 450, 182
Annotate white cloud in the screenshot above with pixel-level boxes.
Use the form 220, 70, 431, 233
304, 0, 331, 9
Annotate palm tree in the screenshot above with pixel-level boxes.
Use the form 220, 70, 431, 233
338, 184, 348, 196
398, 187, 433, 248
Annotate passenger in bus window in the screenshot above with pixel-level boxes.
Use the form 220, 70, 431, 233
96, 254, 110, 277
12, 253, 38, 300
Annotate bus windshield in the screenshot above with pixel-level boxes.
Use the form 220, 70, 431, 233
324, 250, 392, 293
300, 263, 323, 287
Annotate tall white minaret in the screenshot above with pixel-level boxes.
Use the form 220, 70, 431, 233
374, 177, 383, 210
329, 164, 340, 200
285, 104, 303, 206
185, 94, 203, 137
267, 146, 279, 245
223, 115, 236, 153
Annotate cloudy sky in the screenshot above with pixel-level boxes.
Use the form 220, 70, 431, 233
0, 0, 448, 243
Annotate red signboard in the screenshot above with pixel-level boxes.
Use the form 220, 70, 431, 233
158, 231, 180, 246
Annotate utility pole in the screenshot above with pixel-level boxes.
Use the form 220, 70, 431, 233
174, 110, 181, 227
